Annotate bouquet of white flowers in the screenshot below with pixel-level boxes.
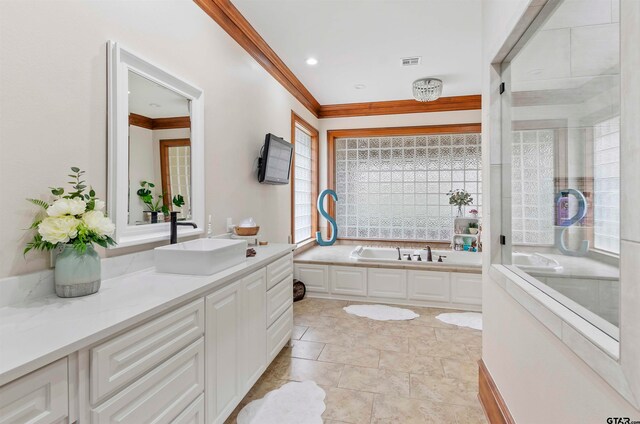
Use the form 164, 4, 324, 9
25, 167, 116, 254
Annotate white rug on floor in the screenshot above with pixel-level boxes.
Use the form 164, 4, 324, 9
436, 312, 483, 330
343, 304, 419, 321
237, 381, 326, 424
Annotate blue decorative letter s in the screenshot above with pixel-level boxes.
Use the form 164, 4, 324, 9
316, 189, 338, 246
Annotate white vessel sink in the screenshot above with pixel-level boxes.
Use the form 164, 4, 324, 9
154, 238, 248, 275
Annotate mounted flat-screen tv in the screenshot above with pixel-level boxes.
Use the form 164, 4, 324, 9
257, 133, 293, 185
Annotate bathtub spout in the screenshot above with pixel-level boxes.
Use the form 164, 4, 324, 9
396, 247, 401, 260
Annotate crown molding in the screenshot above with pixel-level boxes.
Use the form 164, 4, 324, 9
194, 0, 481, 119
318, 95, 481, 118
194, 0, 321, 117
129, 114, 191, 130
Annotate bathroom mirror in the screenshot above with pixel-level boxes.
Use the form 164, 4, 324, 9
108, 41, 204, 247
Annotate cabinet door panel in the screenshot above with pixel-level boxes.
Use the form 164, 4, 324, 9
90, 299, 204, 404
368, 268, 407, 299
173, 394, 205, 424
267, 276, 293, 327
0, 358, 68, 424
241, 269, 267, 393
267, 253, 293, 290
90, 339, 204, 424
330, 266, 367, 296
267, 305, 293, 363
294, 264, 328, 293
407, 271, 450, 302
206, 282, 242, 423
450, 273, 482, 305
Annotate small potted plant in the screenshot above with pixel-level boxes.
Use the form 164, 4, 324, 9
137, 181, 168, 223
24, 167, 116, 298
447, 189, 473, 217
468, 222, 479, 235
172, 194, 185, 213
468, 209, 479, 219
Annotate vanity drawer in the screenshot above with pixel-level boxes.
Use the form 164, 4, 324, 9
173, 393, 205, 424
267, 305, 293, 362
90, 299, 204, 404
267, 275, 293, 327
91, 338, 204, 424
0, 358, 68, 424
267, 253, 293, 290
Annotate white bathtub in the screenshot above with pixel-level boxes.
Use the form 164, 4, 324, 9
349, 246, 563, 273
512, 252, 563, 273
350, 246, 481, 266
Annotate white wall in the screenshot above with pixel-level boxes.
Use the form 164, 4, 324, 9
317, 110, 482, 233
0, 0, 318, 279
481, 0, 640, 421
128, 125, 156, 224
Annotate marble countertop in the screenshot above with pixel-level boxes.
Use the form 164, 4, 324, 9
0, 243, 294, 386
294, 245, 482, 273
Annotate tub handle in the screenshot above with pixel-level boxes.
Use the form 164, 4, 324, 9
437, 255, 447, 263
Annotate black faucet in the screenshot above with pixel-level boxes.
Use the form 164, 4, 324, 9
424, 245, 433, 262
170, 211, 198, 244
396, 247, 402, 260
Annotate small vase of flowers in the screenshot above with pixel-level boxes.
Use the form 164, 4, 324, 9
468, 209, 479, 219
24, 167, 116, 298
447, 189, 474, 217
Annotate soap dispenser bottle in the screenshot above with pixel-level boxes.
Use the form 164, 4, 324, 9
207, 215, 213, 238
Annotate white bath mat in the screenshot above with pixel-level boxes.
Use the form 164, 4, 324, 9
436, 312, 483, 330
237, 381, 326, 424
343, 304, 419, 321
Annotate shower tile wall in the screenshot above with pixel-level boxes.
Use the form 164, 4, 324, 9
334, 133, 481, 241
511, 130, 555, 245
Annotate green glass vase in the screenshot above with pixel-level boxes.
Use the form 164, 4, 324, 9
54, 244, 101, 298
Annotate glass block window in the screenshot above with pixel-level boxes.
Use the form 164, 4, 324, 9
168, 145, 191, 219
334, 133, 481, 241
593, 116, 620, 254
293, 125, 313, 242
511, 130, 555, 245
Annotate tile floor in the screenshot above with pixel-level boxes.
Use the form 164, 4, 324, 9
225, 298, 487, 424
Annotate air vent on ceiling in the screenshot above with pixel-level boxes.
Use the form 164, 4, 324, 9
401, 56, 421, 66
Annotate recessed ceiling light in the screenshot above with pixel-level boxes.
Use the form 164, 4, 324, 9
354, 84, 366, 90
305, 57, 318, 66
149, 103, 161, 108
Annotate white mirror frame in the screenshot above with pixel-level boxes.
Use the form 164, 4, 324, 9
107, 41, 204, 247
486, 0, 640, 407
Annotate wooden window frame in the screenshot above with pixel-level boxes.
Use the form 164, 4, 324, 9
159, 138, 191, 210
326, 123, 482, 240
291, 111, 320, 244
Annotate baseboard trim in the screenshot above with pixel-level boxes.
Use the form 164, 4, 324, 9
478, 360, 516, 424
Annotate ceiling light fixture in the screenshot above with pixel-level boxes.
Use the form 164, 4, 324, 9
412, 78, 443, 102
305, 57, 318, 66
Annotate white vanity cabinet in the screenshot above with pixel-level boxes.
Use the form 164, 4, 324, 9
0, 358, 68, 424
0, 250, 294, 424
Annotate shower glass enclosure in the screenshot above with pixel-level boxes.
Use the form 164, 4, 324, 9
501, 0, 620, 338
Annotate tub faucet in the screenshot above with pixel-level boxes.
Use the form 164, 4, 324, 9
396, 247, 401, 260
424, 245, 433, 262
170, 211, 198, 244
